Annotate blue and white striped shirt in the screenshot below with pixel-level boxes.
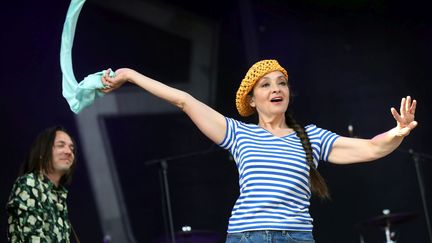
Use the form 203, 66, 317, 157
219, 117, 340, 233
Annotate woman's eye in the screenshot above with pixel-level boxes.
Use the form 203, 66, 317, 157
261, 83, 269, 87
278, 79, 287, 85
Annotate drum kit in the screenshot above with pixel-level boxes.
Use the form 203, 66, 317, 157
355, 209, 417, 243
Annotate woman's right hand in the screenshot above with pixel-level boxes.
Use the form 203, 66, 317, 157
100, 68, 132, 93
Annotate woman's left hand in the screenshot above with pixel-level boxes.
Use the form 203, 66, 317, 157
391, 96, 418, 137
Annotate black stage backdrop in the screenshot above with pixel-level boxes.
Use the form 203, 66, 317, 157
1, 0, 431, 242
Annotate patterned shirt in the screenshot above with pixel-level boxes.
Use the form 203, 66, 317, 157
219, 117, 339, 233
6, 172, 71, 243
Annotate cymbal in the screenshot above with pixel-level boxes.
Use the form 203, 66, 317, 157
356, 211, 418, 229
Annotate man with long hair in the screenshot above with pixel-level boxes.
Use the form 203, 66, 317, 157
6, 126, 77, 243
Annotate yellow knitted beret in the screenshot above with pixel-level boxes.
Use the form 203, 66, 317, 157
235, 59, 288, 117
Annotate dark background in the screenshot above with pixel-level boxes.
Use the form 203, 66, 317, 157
1, 0, 431, 242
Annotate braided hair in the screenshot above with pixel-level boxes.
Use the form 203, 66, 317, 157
285, 112, 330, 199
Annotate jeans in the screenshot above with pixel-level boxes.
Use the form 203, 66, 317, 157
225, 230, 315, 243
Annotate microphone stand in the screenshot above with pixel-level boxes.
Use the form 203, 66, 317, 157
398, 148, 432, 242
144, 144, 223, 243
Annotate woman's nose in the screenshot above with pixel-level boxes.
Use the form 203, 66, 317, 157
271, 84, 281, 93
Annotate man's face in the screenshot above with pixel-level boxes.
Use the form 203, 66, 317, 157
51, 131, 75, 175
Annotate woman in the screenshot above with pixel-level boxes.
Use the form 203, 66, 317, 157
101, 59, 417, 242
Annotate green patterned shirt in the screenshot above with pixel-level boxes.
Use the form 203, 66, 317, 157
6, 172, 71, 243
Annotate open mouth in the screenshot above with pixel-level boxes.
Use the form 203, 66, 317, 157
270, 97, 283, 102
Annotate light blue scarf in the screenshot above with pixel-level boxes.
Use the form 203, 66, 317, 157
60, 0, 114, 114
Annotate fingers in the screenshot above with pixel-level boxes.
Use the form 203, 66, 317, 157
408, 120, 418, 130
104, 68, 112, 79
392, 96, 417, 137
391, 107, 402, 121
397, 121, 418, 137
100, 68, 129, 92
406, 96, 411, 111
99, 86, 112, 92
98, 85, 112, 93
409, 99, 417, 115
398, 95, 417, 116
102, 68, 113, 87
400, 97, 406, 117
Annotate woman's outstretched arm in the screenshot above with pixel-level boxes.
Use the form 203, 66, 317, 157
102, 68, 227, 144
328, 96, 418, 164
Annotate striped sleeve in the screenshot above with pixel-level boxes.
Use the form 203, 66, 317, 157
218, 117, 236, 151
305, 125, 340, 162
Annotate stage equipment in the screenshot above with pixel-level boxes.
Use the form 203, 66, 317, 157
356, 209, 417, 243
144, 145, 224, 243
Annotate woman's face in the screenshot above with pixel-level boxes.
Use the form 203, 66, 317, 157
249, 71, 289, 117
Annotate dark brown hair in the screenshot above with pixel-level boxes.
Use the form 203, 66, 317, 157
248, 75, 330, 199
20, 126, 77, 185
285, 112, 330, 199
